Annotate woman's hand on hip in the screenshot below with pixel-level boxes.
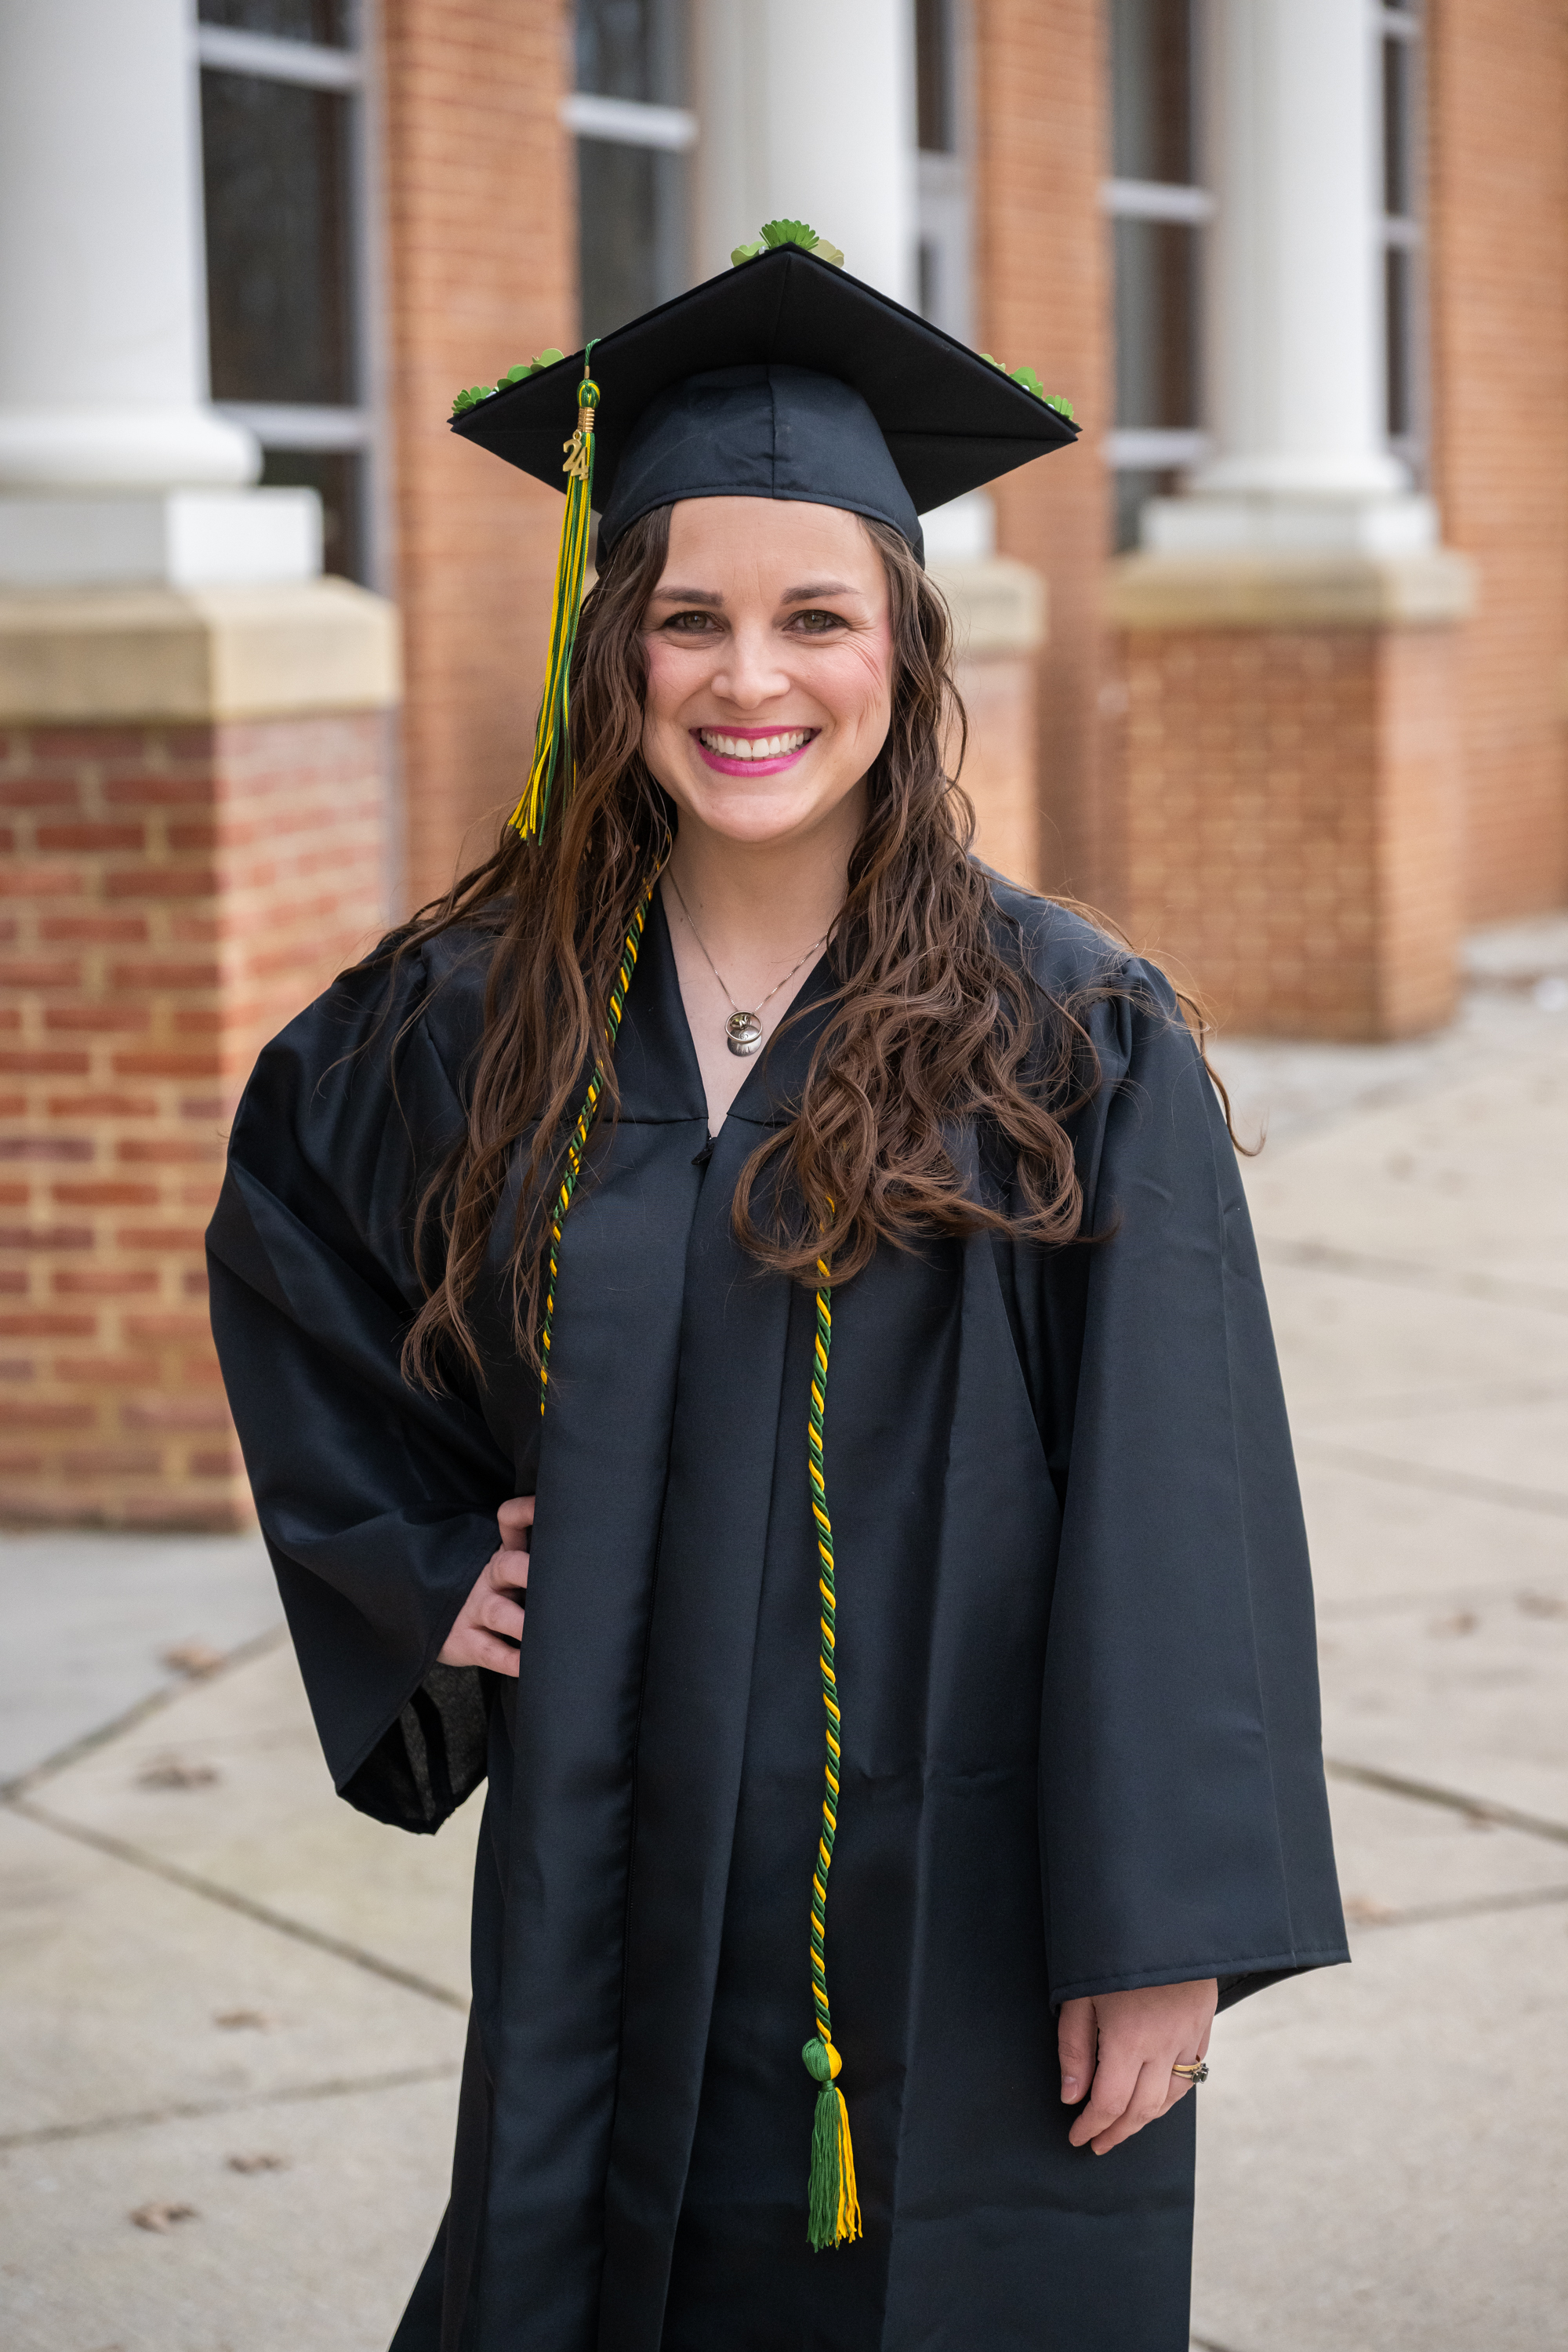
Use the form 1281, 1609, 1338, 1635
1058, 1976, 1218, 2154
437, 1496, 534, 1676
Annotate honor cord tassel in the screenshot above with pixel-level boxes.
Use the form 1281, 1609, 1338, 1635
510, 342, 600, 840
804, 1234, 862, 2250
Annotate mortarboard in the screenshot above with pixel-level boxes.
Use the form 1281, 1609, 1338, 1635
445, 222, 1080, 2252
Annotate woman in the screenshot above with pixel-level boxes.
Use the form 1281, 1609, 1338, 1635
209, 234, 1346, 2352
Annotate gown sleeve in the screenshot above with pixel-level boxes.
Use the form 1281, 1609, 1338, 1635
205, 935, 516, 1833
1004, 906, 1348, 2010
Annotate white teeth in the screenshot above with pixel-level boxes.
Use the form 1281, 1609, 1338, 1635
699, 729, 810, 760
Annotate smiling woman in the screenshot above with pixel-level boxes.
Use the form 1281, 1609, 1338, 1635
205, 238, 1347, 2352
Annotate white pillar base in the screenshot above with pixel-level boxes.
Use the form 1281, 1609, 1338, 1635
0, 490, 325, 589
1143, 489, 1439, 561
0, 405, 260, 493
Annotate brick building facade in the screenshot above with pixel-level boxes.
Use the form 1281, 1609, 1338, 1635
2, 0, 1565, 1522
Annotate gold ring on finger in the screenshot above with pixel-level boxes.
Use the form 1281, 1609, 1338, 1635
1171, 2060, 1209, 2083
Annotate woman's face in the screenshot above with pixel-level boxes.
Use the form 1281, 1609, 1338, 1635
640, 496, 895, 851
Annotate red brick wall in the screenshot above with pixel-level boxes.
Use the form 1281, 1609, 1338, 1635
0, 714, 390, 1527
1116, 622, 1462, 1039
974, 0, 1112, 904
1427, 0, 1568, 919
380, 0, 577, 912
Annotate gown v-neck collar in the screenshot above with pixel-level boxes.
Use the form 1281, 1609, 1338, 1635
618, 885, 837, 1138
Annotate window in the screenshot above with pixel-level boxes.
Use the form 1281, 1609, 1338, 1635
196, 0, 386, 584
567, 2, 695, 345
1105, 0, 1210, 550
915, 0, 972, 343
1379, 2, 1425, 475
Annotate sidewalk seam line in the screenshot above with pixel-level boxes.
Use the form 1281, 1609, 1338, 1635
1324, 1757, 1568, 1847
7, 1795, 469, 2012
0, 2061, 463, 2152
0, 1621, 289, 1803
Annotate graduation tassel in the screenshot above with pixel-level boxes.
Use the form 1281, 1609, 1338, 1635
804, 1246, 862, 2252
510, 342, 600, 841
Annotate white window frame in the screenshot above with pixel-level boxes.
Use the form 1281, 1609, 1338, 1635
194, 2, 394, 591
1103, 2, 1214, 528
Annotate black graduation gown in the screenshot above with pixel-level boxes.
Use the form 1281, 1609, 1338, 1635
206, 877, 1347, 2352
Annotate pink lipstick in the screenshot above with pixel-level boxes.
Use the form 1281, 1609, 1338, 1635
691, 724, 818, 778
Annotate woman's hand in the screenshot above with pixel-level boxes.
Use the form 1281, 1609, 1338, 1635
1058, 1977, 1218, 2154
437, 1497, 534, 1676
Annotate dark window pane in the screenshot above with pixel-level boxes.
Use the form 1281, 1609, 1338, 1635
1385, 246, 1414, 439
1112, 466, 1178, 554
199, 0, 350, 43
1113, 217, 1199, 429
916, 0, 956, 153
917, 238, 940, 323
260, 448, 363, 580
202, 70, 356, 405
1110, 0, 1192, 185
1382, 35, 1413, 216
578, 139, 687, 341
576, 0, 684, 105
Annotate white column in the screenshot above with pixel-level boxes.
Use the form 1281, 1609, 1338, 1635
691, 0, 917, 307
1146, 0, 1435, 557
0, 0, 319, 585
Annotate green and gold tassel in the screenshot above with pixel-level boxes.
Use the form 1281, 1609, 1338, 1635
804, 1245, 862, 2251
510, 341, 601, 842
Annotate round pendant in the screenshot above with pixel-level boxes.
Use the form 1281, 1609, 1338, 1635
726, 1010, 763, 1058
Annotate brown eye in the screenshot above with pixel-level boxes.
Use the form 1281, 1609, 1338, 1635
790, 609, 846, 633
662, 609, 721, 636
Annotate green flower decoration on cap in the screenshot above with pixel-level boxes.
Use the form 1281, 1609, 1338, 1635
450, 348, 566, 418
980, 354, 1073, 418
731, 219, 845, 268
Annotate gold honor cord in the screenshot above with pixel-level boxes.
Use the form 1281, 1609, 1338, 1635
804, 1229, 862, 2249
511, 340, 601, 842
530, 860, 859, 2251
535, 868, 659, 1414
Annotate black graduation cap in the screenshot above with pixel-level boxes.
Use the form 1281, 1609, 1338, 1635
448, 236, 1079, 565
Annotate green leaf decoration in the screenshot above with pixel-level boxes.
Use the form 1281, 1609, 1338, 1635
450, 347, 568, 418
733, 221, 844, 268
978, 353, 1073, 416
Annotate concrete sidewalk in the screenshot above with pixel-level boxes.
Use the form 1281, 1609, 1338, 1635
2, 925, 1566, 2351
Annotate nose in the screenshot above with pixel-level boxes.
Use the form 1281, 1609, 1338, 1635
710, 618, 790, 713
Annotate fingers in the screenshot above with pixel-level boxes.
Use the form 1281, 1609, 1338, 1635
1058, 1997, 1098, 2105
1085, 2059, 1177, 2154
476, 1581, 526, 1643
438, 1623, 521, 1676
1067, 2044, 1143, 2149
485, 1543, 528, 1596
496, 1494, 535, 1550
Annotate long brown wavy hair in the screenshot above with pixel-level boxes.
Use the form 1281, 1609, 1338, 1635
383, 503, 1128, 1385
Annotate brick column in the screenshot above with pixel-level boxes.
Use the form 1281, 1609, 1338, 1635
381, 0, 576, 913
1108, 552, 1472, 1038
1, 583, 398, 1527
932, 557, 1049, 891
973, 0, 1112, 903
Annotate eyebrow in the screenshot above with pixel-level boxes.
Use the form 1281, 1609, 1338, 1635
647, 579, 862, 608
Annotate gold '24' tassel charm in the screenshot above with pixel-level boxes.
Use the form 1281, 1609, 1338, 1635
510, 342, 600, 841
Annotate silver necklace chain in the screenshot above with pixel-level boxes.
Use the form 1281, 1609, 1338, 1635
665, 869, 828, 1059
